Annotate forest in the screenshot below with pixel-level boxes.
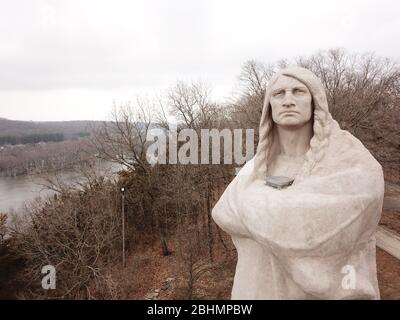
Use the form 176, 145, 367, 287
0, 48, 399, 299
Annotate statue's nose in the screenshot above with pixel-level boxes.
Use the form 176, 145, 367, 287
282, 93, 295, 107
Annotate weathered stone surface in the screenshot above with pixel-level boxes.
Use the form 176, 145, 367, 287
212, 67, 384, 300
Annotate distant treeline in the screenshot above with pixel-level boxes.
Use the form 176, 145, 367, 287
0, 137, 96, 177
0, 132, 90, 146
0, 133, 64, 145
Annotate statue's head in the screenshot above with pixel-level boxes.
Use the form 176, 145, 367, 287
269, 75, 313, 129
254, 67, 334, 178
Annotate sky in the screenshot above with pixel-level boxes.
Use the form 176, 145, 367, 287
0, 0, 399, 121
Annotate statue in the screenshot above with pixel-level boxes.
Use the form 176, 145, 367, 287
212, 67, 384, 299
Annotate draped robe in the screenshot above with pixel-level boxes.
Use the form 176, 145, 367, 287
211, 67, 384, 300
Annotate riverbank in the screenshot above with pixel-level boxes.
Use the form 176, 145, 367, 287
0, 160, 122, 214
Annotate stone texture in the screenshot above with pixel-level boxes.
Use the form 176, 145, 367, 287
212, 67, 384, 300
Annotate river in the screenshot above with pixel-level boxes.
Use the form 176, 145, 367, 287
0, 161, 123, 215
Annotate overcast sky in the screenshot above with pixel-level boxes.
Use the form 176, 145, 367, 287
0, 0, 399, 121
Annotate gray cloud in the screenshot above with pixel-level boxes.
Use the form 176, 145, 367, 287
0, 0, 399, 120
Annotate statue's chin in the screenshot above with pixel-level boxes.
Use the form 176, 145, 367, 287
276, 121, 308, 130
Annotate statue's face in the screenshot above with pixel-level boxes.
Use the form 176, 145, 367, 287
269, 75, 313, 128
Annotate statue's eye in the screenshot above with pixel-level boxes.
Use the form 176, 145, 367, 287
293, 88, 306, 94
272, 90, 284, 97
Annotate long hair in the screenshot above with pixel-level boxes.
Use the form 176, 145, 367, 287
253, 67, 333, 180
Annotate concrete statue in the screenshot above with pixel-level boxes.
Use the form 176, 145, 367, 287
212, 67, 384, 299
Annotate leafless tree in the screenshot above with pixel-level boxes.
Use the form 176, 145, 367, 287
90, 98, 155, 174
296, 48, 400, 129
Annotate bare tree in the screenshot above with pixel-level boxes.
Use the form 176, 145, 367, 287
297, 48, 400, 129
90, 98, 155, 174
229, 60, 275, 136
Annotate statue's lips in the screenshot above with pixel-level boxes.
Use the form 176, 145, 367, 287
280, 111, 299, 116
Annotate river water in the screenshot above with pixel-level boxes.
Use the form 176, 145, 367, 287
0, 161, 123, 215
